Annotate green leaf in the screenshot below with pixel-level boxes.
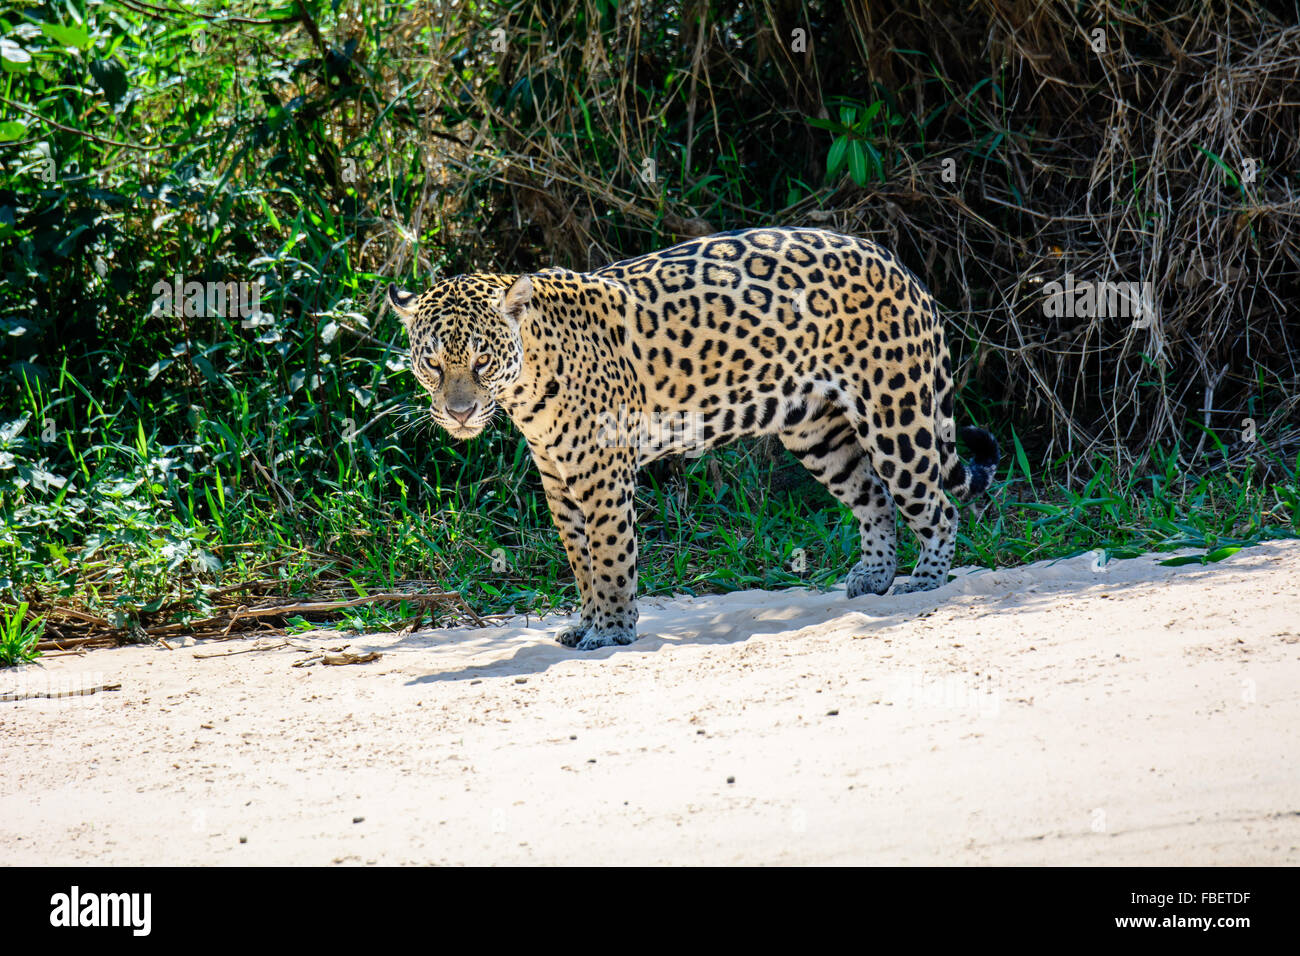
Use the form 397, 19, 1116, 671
863, 140, 883, 181
54, 224, 93, 257
41, 23, 93, 50
806, 116, 850, 134
0, 121, 25, 141
90, 58, 129, 106
847, 139, 868, 186
857, 100, 883, 128
1160, 546, 1242, 567
1193, 144, 1240, 190
826, 136, 848, 179
0, 37, 32, 71
1204, 545, 1241, 563
260, 195, 283, 235
1011, 427, 1033, 488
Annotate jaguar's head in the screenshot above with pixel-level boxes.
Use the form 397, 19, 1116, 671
387, 274, 534, 440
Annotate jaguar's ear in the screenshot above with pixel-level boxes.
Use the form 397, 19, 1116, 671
500, 276, 533, 328
387, 285, 418, 327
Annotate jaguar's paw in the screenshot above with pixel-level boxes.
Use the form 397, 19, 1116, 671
845, 561, 895, 598
573, 626, 638, 651
556, 624, 591, 648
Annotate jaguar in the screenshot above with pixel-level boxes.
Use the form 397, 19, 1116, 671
387, 227, 998, 650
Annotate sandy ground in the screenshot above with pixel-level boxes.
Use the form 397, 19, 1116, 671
3, 540, 1299, 866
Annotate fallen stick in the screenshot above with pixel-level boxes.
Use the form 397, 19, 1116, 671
43, 607, 110, 626
194, 640, 290, 659
205, 578, 283, 597
292, 645, 382, 667
323, 649, 381, 665
189, 630, 285, 644
35, 627, 283, 652
31, 591, 484, 652
34, 635, 117, 652
1, 682, 122, 702
223, 592, 471, 628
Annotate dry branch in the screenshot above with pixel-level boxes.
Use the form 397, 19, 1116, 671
31, 588, 483, 654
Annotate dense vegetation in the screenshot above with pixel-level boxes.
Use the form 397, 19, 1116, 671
2, 0, 1297, 661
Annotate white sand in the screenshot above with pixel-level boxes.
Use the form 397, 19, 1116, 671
3, 540, 1298, 865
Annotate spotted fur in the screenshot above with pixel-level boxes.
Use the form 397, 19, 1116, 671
388, 227, 998, 650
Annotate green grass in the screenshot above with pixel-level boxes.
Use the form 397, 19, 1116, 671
0, 601, 43, 667
3, 367, 1297, 660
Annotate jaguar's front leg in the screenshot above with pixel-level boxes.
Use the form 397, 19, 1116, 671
534, 458, 597, 647
568, 450, 639, 651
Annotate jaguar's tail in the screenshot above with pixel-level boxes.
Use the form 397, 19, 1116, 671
928, 301, 998, 502
944, 425, 999, 502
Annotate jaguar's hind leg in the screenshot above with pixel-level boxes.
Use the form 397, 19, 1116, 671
856, 419, 958, 594
780, 405, 897, 597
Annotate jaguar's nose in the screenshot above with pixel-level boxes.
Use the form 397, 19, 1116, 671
446, 401, 479, 425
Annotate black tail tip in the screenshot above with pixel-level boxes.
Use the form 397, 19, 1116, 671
959, 426, 999, 469
958, 426, 999, 497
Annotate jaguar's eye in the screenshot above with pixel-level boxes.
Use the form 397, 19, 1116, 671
424, 362, 442, 384
473, 355, 492, 375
